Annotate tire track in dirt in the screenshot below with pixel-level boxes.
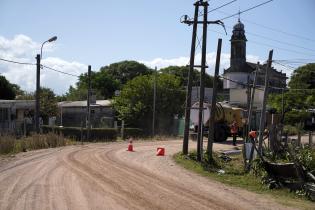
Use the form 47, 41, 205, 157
93, 146, 231, 210
0, 140, 297, 210
63, 148, 163, 210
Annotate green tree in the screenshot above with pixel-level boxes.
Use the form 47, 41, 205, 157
268, 63, 315, 125
76, 70, 120, 99
160, 66, 223, 89
288, 63, 315, 89
0, 75, 16, 99
100, 60, 153, 85
65, 85, 88, 101
40, 87, 58, 124
16, 88, 58, 124
113, 73, 185, 128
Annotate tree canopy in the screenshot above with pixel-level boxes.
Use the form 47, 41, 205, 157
0, 75, 16, 99
159, 66, 223, 89
100, 60, 153, 85
65, 61, 151, 101
268, 63, 315, 125
113, 73, 185, 128
17, 87, 58, 124
288, 63, 315, 89
39, 87, 58, 124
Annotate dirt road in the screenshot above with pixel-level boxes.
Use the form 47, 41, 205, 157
0, 140, 293, 210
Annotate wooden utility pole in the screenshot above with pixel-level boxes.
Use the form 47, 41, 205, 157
258, 50, 273, 155
182, 0, 226, 157
87, 65, 92, 141
247, 64, 259, 136
152, 66, 157, 137
245, 65, 258, 171
196, 1, 209, 161
182, 2, 199, 155
245, 75, 251, 140
281, 87, 285, 124
207, 39, 222, 161
35, 54, 41, 133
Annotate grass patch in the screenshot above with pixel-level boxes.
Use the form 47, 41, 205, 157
174, 152, 314, 209
0, 133, 76, 155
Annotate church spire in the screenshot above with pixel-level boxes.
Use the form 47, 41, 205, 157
230, 18, 247, 71
238, 9, 241, 22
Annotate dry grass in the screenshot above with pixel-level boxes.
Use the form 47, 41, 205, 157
0, 133, 71, 155
0, 135, 16, 154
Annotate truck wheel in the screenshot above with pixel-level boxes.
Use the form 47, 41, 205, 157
214, 123, 228, 142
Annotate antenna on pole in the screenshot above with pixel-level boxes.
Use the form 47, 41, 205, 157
238, 6, 241, 22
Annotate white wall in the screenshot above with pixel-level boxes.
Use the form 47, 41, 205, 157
229, 89, 264, 108
223, 72, 252, 89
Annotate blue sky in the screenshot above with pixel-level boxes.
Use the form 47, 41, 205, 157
0, 0, 315, 94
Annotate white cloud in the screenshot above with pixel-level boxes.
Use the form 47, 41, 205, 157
140, 53, 260, 75
2, 34, 291, 95
0, 34, 86, 95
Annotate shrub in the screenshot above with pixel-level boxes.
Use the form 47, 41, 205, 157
124, 128, 143, 138
42, 126, 117, 141
284, 110, 310, 126
45, 133, 66, 147
0, 135, 16, 154
27, 134, 49, 150
283, 125, 300, 136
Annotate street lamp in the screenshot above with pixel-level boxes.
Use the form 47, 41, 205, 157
40, 36, 57, 59
35, 36, 57, 133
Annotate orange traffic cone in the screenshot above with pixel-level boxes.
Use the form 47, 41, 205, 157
156, 147, 165, 156
127, 140, 134, 152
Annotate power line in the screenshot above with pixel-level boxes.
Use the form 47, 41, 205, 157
224, 24, 315, 53
0, 58, 35, 66
220, 75, 315, 93
42, 65, 80, 77
245, 19, 315, 43
220, 0, 273, 21
198, 0, 237, 18
249, 40, 315, 57
0, 57, 80, 77
273, 61, 296, 70
207, 28, 315, 58
211, 7, 315, 43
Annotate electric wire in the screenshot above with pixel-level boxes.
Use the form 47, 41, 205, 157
220, 0, 273, 21
0, 58, 35, 66
207, 28, 315, 58
0, 57, 80, 78
211, 7, 315, 43
42, 65, 80, 77
223, 24, 315, 53
220, 74, 315, 93
198, 0, 237, 18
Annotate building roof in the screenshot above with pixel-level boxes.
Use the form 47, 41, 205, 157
0, 100, 35, 109
224, 62, 287, 78
58, 100, 111, 108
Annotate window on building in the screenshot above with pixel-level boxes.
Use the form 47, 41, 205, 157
0, 108, 9, 122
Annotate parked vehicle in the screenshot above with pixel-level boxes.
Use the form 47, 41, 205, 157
190, 102, 246, 142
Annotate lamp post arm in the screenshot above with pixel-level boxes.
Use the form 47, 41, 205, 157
40, 40, 49, 60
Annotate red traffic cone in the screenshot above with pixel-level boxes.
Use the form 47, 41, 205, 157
127, 140, 134, 152
156, 147, 165, 156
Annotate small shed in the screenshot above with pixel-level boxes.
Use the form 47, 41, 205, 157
57, 100, 114, 128
0, 100, 35, 134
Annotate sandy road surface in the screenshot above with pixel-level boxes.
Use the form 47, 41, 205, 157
0, 140, 293, 210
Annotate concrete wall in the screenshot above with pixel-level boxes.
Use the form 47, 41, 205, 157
223, 72, 250, 89
59, 106, 114, 128
229, 89, 264, 108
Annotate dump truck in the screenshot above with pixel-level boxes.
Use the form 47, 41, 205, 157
190, 102, 246, 142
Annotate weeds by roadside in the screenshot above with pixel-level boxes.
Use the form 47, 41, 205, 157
174, 151, 314, 209
0, 135, 16, 154
0, 133, 74, 155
